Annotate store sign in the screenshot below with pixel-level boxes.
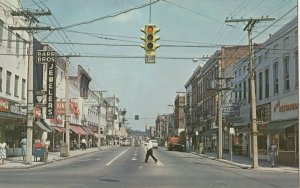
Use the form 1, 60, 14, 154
50, 118, 63, 125
0, 97, 26, 115
0, 98, 9, 112
36, 50, 56, 64
56, 100, 80, 117
271, 95, 299, 121
46, 61, 56, 119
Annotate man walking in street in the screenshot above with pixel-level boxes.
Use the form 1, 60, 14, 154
145, 140, 158, 163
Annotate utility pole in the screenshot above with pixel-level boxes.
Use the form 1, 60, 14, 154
225, 17, 275, 168
64, 57, 70, 156
11, 9, 51, 164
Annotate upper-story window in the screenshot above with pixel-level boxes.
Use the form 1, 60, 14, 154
0, 19, 3, 44
7, 27, 12, 49
0, 67, 2, 92
273, 62, 279, 94
234, 71, 237, 79
265, 68, 269, 98
14, 75, 19, 97
22, 79, 26, 99
283, 56, 290, 91
23, 39, 27, 58
295, 50, 298, 88
243, 66, 246, 74
243, 80, 246, 99
258, 72, 263, 100
6, 71, 11, 95
16, 33, 20, 57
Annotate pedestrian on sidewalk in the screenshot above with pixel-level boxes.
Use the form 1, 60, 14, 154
145, 140, 158, 163
0, 139, 8, 164
269, 140, 278, 167
20, 137, 27, 161
81, 138, 87, 151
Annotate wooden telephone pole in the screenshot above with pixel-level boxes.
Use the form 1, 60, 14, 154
225, 17, 275, 168
11, 9, 51, 164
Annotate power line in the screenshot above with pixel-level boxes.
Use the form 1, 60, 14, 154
55, 0, 159, 30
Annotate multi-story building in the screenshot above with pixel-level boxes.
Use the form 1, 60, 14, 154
186, 46, 248, 151
232, 17, 298, 164
0, 0, 29, 156
174, 93, 185, 135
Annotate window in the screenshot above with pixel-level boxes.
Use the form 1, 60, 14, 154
283, 56, 290, 91
258, 72, 263, 100
22, 79, 26, 99
273, 62, 279, 94
7, 27, 12, 49
0, 67, 2, 92
239, 69, 242, 76
243, 66, 246, 74
239, 83, 242, 99
16, 33, 20, 57
295, 50, 298, 88
243, 81, 246, 99
0, 19, 3, 43
14, 75, 19, 97
248, 78, 251, 103
234, 71, 237, 78
6, 71, 11, 95
265, 69, 269, 98
23, 40, 27, 58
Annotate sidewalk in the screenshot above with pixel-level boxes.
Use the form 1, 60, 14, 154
190, 150, 299, 173
0, 146, 111, 169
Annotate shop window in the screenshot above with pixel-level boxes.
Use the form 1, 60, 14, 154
279, 133, 295, 151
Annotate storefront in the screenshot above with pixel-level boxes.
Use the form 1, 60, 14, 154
69, 124, 87, 149
0, 97, 27, 157
269, 96, 298, 165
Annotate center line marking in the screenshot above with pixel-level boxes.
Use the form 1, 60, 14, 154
106, 148, 129, 166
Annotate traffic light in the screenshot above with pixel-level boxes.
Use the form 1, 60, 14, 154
140, 24, 160, 64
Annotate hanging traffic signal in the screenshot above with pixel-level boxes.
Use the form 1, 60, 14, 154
141, 24, 160, 63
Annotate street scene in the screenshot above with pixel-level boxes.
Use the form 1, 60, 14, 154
0, 146, 298, 188
0, 0, 299, 187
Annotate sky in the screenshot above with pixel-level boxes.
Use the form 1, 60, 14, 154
20, 0, 298, 131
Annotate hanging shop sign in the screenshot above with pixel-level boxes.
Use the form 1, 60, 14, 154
46, 61, 56, 119
36, 50, 56, 64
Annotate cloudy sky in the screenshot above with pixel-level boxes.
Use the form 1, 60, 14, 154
21, 0, 297, 130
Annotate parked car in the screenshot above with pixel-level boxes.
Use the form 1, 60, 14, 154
149, 140, 158, 148
120, 138, 131, 146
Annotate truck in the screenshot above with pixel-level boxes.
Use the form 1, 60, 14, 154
167, 131, 186, 151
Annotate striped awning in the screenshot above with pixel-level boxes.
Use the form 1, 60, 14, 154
70, 125, 87, 135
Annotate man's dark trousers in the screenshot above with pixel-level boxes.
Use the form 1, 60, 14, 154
145, 148, 157, 163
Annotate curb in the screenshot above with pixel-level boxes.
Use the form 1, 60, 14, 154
0, 148, 107, 170
190, 152, 298, 172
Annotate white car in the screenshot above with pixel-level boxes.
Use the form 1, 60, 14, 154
121, 139, 130, 146
149, 140, 158, 148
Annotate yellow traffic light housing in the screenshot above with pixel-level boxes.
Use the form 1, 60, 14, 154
141, 24, 160, 63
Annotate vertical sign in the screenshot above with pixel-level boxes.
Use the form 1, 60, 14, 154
46, 61, 56, 119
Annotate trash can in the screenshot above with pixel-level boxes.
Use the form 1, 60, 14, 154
60, 143, 69, 157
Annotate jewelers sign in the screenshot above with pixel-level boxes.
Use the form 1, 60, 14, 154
46, 61, 56, 119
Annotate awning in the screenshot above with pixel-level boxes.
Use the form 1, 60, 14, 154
40, 119, 53, 132
35, 121, 51, 132
70, 125, 87, 135
82, 127, 95, 136
51, 126, 65, 133
267, 119, 298, 133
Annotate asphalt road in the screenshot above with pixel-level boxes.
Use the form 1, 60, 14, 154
0, 146, 298, 188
